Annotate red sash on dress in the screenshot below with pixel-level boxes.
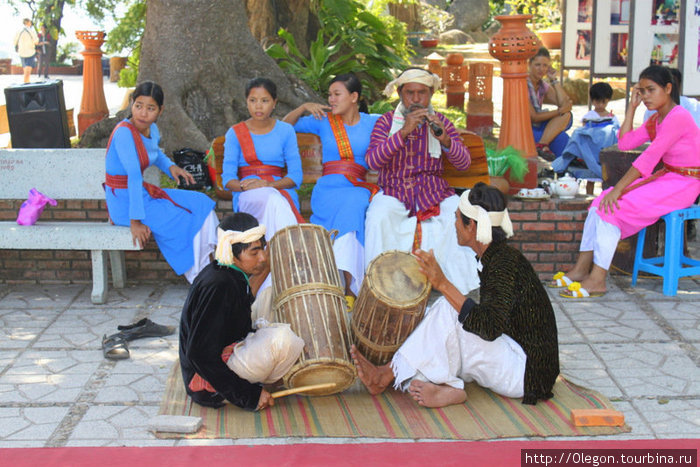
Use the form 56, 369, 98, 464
104, 121, 192, 220
232, 122, 305, 223
326, 113, 379, 198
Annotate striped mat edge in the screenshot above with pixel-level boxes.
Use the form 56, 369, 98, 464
157, 362, 630, 440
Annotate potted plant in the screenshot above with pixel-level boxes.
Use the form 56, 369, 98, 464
486, 146, 528, 195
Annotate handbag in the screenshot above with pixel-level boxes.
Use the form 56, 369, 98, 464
172, 148, 211, 190
16, 188, 57, 226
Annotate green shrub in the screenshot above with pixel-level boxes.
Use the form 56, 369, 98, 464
267, 0, 410, 100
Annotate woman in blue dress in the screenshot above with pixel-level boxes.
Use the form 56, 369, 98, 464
222, 78, 304, 242
105, 81, 218, 283
284, 73, 380, 301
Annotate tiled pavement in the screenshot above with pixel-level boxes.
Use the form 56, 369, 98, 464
0, 268, 697, 447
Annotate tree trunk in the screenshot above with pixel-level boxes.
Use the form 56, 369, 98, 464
244, 0, 319, 56
117, 0, 317, 155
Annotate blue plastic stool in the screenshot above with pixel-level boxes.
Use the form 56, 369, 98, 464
631, 206, 700, 296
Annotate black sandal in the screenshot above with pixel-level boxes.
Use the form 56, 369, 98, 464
116, 318, 176, 342
102, 333, 130, 360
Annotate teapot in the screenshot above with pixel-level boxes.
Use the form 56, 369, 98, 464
548, 175, 580, 199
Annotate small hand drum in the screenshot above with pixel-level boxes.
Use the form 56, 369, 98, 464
351, 250, 432, 365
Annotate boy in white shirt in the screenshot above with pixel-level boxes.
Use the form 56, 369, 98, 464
552, 82, 620, 178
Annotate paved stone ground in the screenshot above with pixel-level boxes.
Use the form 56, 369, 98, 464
0, 265, 697, 447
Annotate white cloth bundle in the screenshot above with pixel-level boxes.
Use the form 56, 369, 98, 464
226, 322, 304, 384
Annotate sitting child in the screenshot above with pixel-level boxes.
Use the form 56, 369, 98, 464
552, 82, 620, 179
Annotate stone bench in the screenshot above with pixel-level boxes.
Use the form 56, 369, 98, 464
0, 148, 159, 303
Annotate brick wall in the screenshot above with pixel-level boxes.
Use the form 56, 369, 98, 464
507, 197, 590, 279
0, 195, 591, 285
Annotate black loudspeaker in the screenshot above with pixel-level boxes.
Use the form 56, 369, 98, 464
4, 80, 71, 148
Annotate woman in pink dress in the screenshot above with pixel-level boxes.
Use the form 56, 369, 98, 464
552, 65, 700, 298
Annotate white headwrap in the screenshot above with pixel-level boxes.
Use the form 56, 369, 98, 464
214, 226, 266, 266
458, 190, 513, 244
385, 69, 444, 159
383, 68, 442, 97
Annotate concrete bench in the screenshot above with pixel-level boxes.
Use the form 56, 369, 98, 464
0, 148, 159, 304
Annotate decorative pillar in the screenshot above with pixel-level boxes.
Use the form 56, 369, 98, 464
488, 15, 541, 191
441, 53, 468, 110
76, 31, 108, 136
426, 52, 445, 83
466, 62, 494, 136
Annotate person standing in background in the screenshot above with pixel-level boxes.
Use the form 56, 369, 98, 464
36, 24, 51, 79
13, 18, 39, 84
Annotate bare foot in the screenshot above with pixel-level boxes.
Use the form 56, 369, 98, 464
350, 345, 393, 395
408, 380, 466, 408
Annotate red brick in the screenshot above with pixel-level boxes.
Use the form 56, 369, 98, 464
138, 260, 172, 270
4, 260, 31, 269
52, 211, 87, 220
55, 251, 89, 260
23, 269, 57, 280
509, 211, 539, 221
558, 201, 591, 211
539, 252, 575, 262
70, 260, 92, 270
56, 270, 90, 281
556, 222, 584, 231
0, 250, 20, 259
82, 200, 101, 210
540, 212, 576, 221
522, 252, 538, 262
521, 243, 555, 252
532, 262, 555, 272
65, 200, 82, 209
522, 222, 556, 231
20, 251, 54, 260
86, 211, 109, 220
555, 242, 580, 252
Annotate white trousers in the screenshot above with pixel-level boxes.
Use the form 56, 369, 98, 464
183, 211, 219, 283
238, 187, 298, 243
334, 231, 365, 296
238, 187, 299, 296
579, 207, 622, 270
364, 192, 480, 294
391, 297, 526, 398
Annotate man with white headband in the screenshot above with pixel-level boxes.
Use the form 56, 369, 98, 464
364, 67, 479, 294
179, 213, 301, 411
352, 183, 559, 408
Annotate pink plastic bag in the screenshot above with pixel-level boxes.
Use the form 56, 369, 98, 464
16, 188, 57, 226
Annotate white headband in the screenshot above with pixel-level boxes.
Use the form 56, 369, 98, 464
458, 190, 513, 244
383, 68, 442, 97
214, 226, 266, 266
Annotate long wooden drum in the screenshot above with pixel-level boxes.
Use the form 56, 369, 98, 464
269, 224, 356, 395
351, 250, 431, 365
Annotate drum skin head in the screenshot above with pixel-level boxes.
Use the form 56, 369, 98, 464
284, 361, 357, 396
368, 251, 430, 306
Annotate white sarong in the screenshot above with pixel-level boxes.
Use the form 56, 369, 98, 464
333, 231, 365, 296
237, 186, 298, 242
184, 210, 219, 283
391, 296, 526, 398
364, 192, 480, 294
